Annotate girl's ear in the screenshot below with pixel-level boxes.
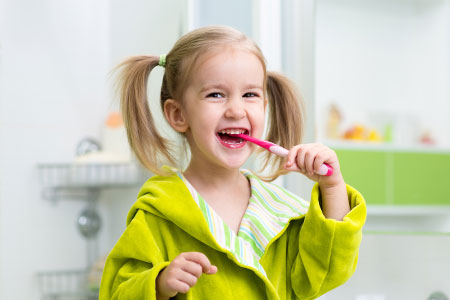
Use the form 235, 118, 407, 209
164, 99, 189, 133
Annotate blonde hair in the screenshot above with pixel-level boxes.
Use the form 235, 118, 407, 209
114, 26, 304, 181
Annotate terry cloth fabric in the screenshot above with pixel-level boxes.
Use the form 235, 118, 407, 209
177, 169, 310, 277
99, 168, 367, 300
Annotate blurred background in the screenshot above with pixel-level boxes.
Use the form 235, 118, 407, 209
0, 0, 449, 299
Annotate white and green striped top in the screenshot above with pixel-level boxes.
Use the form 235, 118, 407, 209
177, 169, 310, 275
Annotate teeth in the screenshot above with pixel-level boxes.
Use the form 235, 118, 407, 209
222, 140, 242, 144
219, 129, 246, 135
224, 140, 242, 145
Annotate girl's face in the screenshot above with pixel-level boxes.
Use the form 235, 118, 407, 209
181, 47, 266, 171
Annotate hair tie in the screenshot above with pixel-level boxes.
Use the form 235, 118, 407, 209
158, 54, 166, 67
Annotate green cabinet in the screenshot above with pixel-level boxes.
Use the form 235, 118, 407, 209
335, 149, 450, 206
335, 150, 389, 205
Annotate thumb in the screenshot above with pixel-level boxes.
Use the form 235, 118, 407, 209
206, 265, 218, 274
283, 160, 301, 172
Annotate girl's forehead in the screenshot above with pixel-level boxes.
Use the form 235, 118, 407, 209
195, 45, 263, 68
192, 47, 265, 80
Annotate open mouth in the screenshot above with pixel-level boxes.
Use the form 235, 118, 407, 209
216, 128, 249, 147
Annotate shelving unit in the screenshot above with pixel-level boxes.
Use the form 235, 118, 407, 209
329, 145, 450, 233
37, 269, 100, 300
36, 162, 150, 300
38, 162, 149, 198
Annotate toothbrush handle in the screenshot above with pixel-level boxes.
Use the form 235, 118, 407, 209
318, 163, 334, 176
268, 145, 290, 157
233, 134, 333, 176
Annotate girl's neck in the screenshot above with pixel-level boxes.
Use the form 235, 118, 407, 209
183, 162, 245, 191
183, 159, 251, 234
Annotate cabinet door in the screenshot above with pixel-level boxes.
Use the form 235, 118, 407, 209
393, 152, 450, 205
335, 150, 389, 205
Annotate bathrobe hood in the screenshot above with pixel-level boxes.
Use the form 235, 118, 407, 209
126, 171, 222, 251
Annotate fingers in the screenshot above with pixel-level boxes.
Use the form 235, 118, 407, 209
306, 147, 330, 176
176, 269, 199, 291
157, 252, 217, 297
313, 149, 329, 175
284, 143, 337, 177
181, 252, 217, 274
303, 145, 321, 175
285, 145, 302, 172
181, 260, 203, 278
165, 276, 191, 294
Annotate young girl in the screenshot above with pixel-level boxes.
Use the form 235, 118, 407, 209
100, 26, 366, 300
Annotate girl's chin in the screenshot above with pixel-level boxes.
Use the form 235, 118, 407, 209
206, 141, 254, 169
223, 161, 246, 170
219, 154, 251, 169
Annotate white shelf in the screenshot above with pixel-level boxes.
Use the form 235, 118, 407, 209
38, 162, 149, 189
323, 140, 450, 154
37, 162, 150, 201
367, 205, 450, 216
364, 205, 450, 234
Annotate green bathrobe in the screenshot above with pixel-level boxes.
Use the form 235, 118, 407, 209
99, 171, 366, 300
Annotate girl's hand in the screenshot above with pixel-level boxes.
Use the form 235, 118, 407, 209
283, 143, 350, 220
283, 143, 343, 188
156, 252, 218, 300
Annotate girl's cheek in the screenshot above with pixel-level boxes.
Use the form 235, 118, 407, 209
246, 104, 265, 134
252, 118, 265, 136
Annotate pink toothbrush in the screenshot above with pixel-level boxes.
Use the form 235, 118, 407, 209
232, 134, 333, 176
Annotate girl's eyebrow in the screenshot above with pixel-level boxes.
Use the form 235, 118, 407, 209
199, 83, 263, 93
244, 83, 263, 90
199, 83, 227, 93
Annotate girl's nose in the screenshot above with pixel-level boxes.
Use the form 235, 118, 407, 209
224, 97, 246, 119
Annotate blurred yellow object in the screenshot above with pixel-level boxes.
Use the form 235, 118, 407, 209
343, 125, 365, 140
368, 130, 382, 142
343, 125, 382, 142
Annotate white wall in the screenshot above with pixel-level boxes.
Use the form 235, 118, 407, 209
315, 0, 450, 147
193, 0, 253, 37
0, 0, 184, 299
0, 0, 108, 299
99, 0, 186, 255
280, 0, 317, 201
320, 233, 450, 300
0, 1, 110, 299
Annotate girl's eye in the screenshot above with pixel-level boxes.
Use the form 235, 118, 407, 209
243, 92, 258, 98
207, 92, 224, 98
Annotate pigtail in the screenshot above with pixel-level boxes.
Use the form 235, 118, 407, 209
114, 56, 175, 175
260, 71, 305, 181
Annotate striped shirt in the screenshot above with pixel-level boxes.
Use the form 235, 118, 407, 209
177, 169, 310, 275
